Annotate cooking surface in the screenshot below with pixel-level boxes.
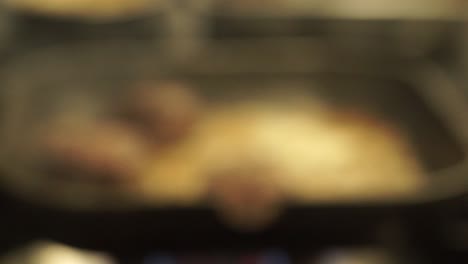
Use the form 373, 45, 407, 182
0, 2, 466, 262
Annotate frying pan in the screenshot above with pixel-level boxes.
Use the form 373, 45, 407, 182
0, 28, 467, 207
0, 11, 466, 254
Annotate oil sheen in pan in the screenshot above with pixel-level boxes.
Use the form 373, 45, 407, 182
193, 76, 465, 172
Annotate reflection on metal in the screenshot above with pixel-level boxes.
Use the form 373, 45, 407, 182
162, 0, 212, 64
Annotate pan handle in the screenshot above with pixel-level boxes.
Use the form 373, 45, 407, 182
409, 61, 468, 202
